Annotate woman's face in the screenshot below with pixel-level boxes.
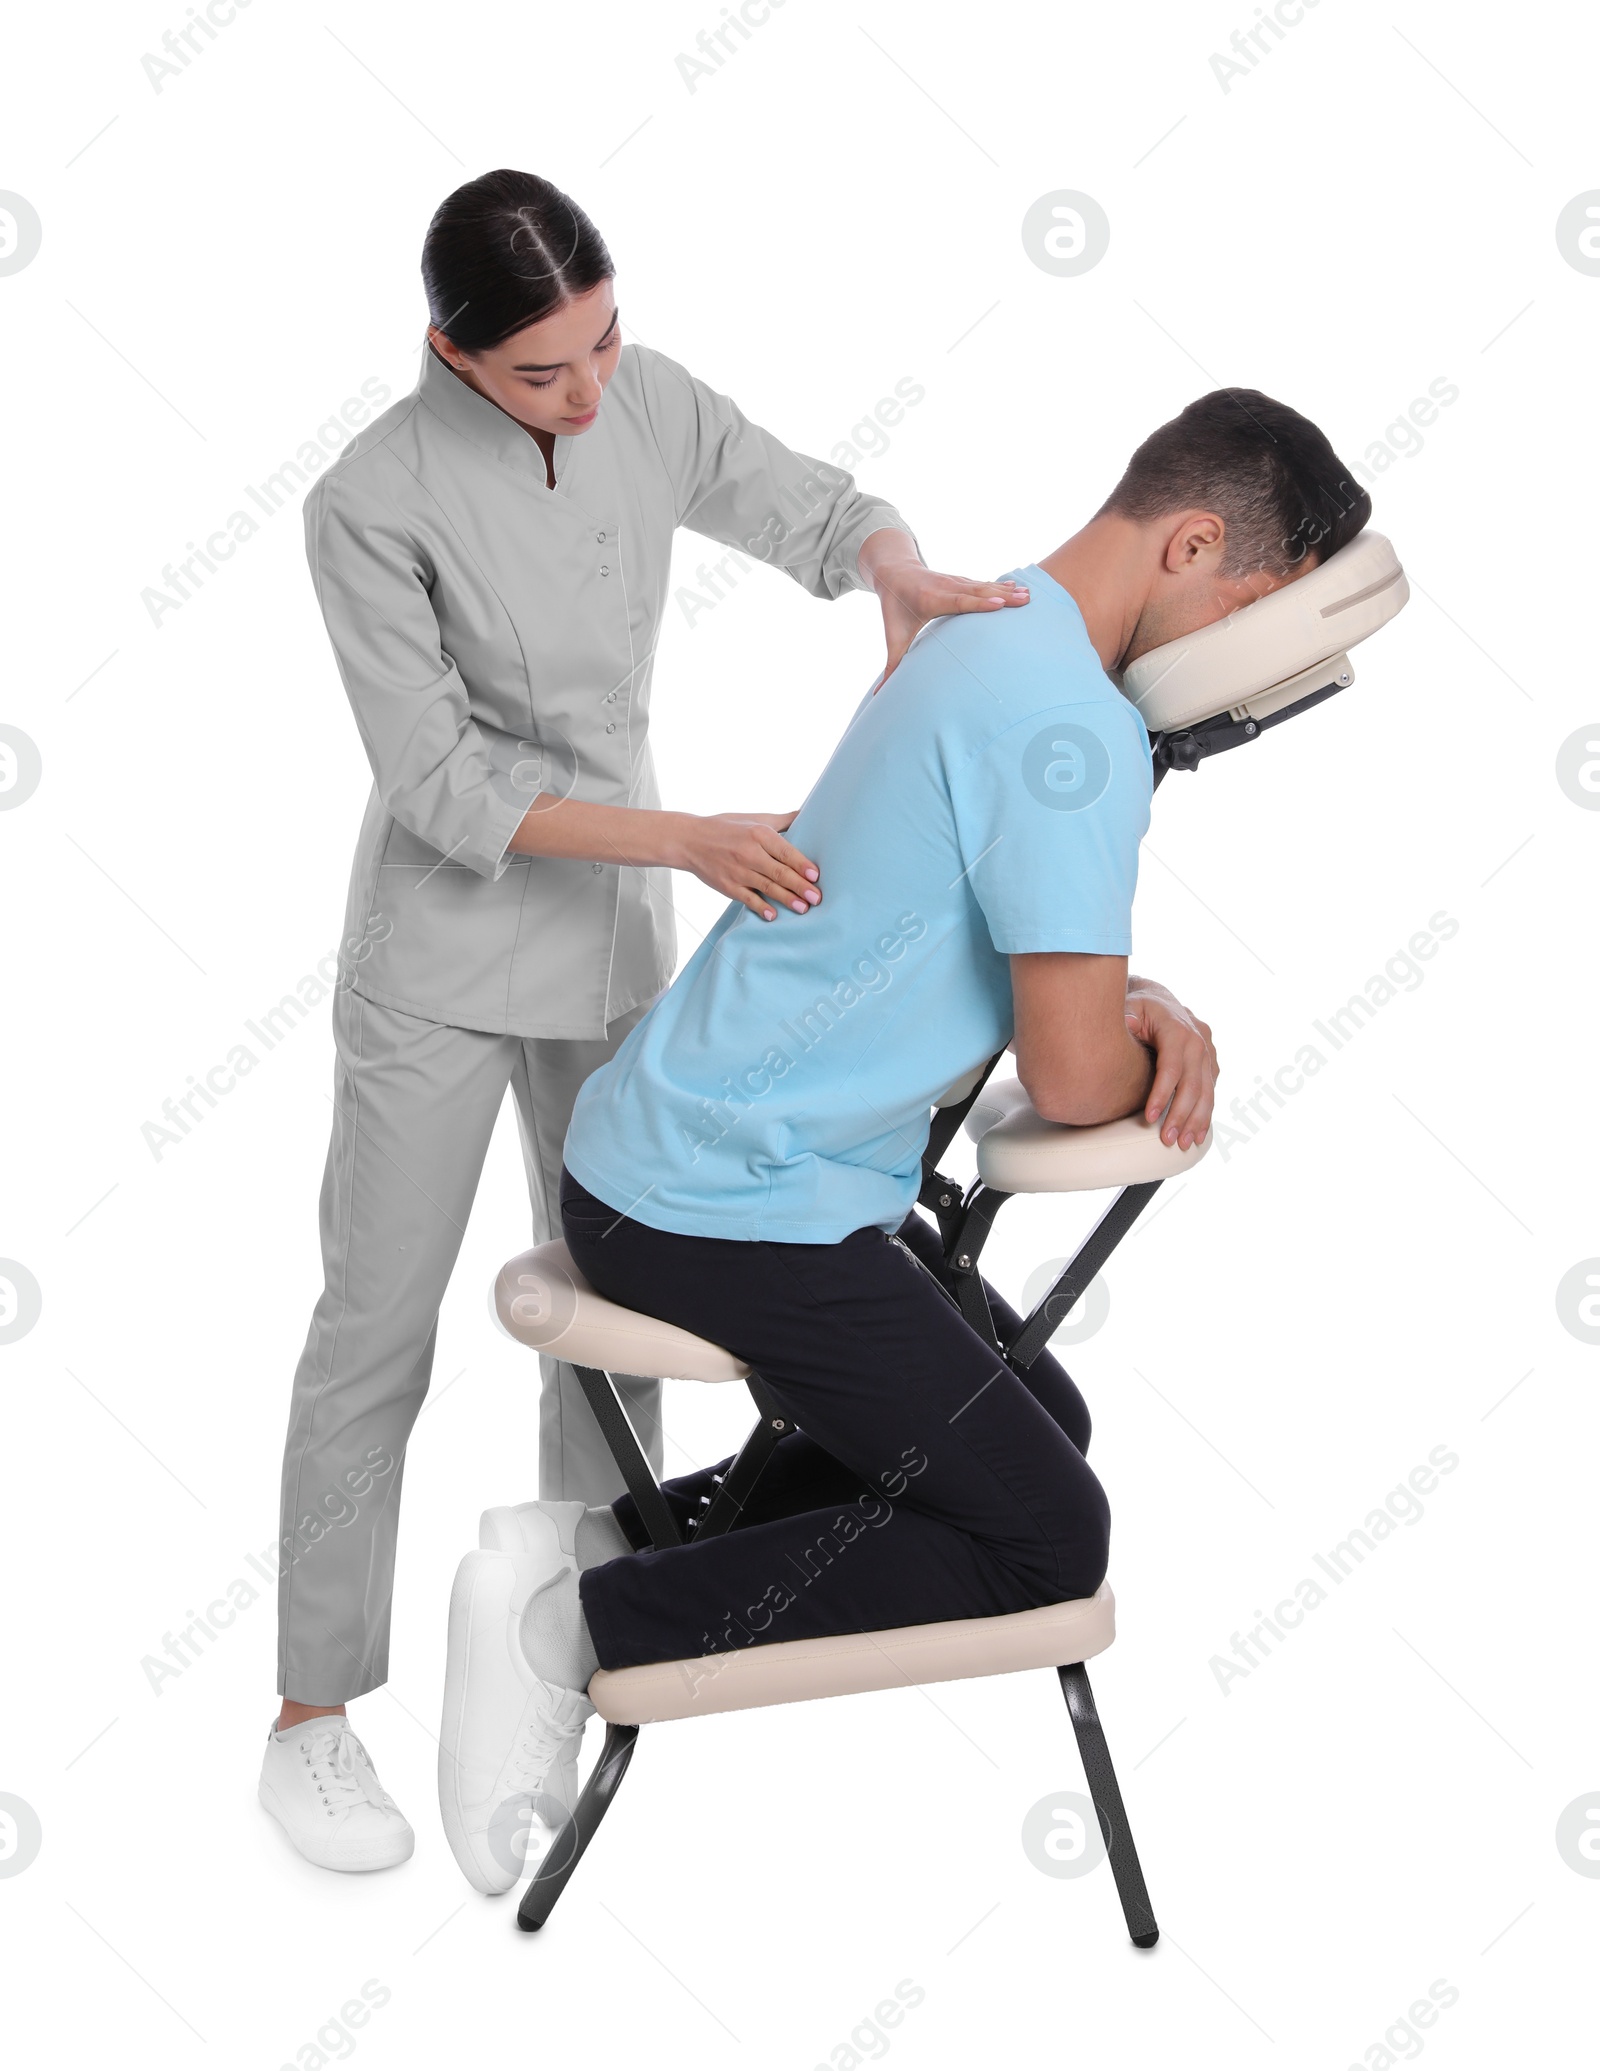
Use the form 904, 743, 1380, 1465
430, 279, 621, 437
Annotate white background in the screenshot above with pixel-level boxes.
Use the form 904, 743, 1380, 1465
2, 0, 1596, 2064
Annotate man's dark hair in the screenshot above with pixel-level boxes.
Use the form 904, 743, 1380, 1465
1099, 388, 1370, 576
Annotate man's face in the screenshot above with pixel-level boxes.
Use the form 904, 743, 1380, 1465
1119, 512, 1317, 670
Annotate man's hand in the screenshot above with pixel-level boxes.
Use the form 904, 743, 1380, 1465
857, 528, 1029, 685
1124, 977, 1219, 1150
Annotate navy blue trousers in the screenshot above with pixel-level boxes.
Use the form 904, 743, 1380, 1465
562, 1170, 1110, 1672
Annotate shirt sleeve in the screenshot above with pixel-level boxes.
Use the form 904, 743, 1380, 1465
304, 465, 530, 881
632, 343, 917, 600
950, 701, 1151, 956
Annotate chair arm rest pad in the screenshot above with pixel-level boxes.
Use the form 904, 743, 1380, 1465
966, 1076, 1211, 1193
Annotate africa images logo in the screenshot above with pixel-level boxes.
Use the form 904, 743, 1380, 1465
1022, 723, 1112, 812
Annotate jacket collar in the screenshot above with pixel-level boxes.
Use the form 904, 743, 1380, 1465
416, 343, 566, 485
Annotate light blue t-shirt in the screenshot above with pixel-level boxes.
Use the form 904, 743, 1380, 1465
564, 564, 1152, 1243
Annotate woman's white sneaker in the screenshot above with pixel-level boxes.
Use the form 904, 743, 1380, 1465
259, 1715, 415, 1872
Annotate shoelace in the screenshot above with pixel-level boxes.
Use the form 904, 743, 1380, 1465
302, 1724, 391, 1812
503, 1697, 582, 1794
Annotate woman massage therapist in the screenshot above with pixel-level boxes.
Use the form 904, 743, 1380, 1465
260, 167, 1030, 1873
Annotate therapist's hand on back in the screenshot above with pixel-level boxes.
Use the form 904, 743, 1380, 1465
671, 811, 822, 923
507, 793, 820, 922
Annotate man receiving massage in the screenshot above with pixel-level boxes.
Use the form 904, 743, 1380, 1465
439, 387, 1372, 1894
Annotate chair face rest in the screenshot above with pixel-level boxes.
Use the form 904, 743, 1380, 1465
494, 1239, 750, 1383
967, 1075, 1210, 1192
589, 1584, 1116, 1723
1119, 529, 1407, 735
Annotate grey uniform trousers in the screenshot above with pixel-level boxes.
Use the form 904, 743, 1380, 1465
276, 985, 662, 1704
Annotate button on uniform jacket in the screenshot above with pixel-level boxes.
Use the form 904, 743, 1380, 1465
305, 341, 913, 1039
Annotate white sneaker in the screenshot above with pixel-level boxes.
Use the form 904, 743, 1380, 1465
480, 1502, 591, 1812
439, 1501, 593, 1896
259, 1714, 415, 1872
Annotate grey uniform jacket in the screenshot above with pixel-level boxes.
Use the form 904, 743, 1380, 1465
305, 341, 914, 1039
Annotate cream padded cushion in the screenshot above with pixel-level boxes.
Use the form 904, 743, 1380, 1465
1119, 529, 1407, 735
494, 1239, 750, 1384
589, 1583, 1115, 1723
965, 1074, 1041, 1141
933, 1059, 992, 1110
966, 1074, 1209, 1192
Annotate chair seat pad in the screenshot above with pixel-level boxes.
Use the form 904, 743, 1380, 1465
964, 1077, 1210, 1193
493, 1239, 750, 1384
589, 1584, 1116, 1723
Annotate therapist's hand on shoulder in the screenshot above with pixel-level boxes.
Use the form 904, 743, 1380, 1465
672, 811, 822, 923
857, 529, 1030, 687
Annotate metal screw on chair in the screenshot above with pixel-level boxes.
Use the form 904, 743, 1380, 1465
957, 1253, 972, 1269
771, 1417, 786, 1431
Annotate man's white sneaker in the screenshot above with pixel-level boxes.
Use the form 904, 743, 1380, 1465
480, 1501, 589, 1812
259, 1714, 414, 1873
439, 1501, 593, 1896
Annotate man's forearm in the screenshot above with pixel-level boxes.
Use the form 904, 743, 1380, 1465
1031, 1025, 1156, 1127
1012, 957, 1217, 1145
1053, 964, 1184, 1121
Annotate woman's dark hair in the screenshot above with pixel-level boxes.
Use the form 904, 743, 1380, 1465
1099, 388, 1370, 575
421, 169, 613, 353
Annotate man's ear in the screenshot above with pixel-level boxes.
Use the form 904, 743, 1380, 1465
1162, 510, 1226, 572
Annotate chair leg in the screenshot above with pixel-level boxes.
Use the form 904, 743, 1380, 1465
1057, 1662, 1159, 1948
693, 1372, 791, 1539
517, 1721, 639, 1932
571, 1363, 681, 1549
